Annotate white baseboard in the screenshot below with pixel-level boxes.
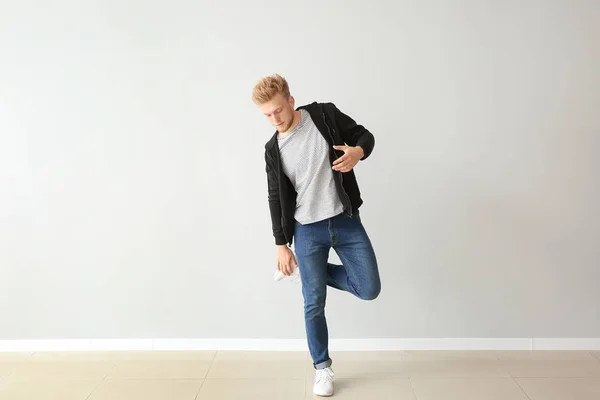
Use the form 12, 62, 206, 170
0, 337, 598, 352
153, 339, 308, 351
0, 339, 154, 353
153, 338, 533, 351
532, 338, 600, 350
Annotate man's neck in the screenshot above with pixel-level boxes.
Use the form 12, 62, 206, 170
278, 110, 302, 137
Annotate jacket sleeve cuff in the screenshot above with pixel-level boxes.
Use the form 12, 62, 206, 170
357, 135, 374, 160
275, 235, 288, 245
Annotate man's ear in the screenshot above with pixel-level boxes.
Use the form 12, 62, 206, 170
289, 95, 295, 109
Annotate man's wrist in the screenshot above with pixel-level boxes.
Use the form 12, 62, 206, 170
355, 146, 365, 158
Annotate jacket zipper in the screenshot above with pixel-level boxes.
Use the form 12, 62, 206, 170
322, 112, 353, 217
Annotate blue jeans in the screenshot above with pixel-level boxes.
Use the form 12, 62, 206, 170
293, 211, 381, 369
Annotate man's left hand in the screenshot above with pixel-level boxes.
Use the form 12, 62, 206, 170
332, 145, 364, 173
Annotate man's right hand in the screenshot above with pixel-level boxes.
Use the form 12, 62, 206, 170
277, 245, 298, 276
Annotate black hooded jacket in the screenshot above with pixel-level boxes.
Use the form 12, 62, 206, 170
264, 101, 375, 246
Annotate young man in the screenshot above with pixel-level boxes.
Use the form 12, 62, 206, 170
253, 74, 381, 397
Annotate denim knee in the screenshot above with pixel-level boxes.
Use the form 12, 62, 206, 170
304, 290, 326, 318
359, 281, 381, 301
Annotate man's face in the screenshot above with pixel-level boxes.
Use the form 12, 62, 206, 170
258, 93, 296, 133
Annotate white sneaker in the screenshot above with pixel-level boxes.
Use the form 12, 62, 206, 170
273, 266, 300, 283
313, 367, 334, 396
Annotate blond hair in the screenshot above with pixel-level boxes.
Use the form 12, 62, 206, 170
252, 74, 290, 104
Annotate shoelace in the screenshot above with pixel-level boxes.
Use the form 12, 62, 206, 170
315, 368, 334, 384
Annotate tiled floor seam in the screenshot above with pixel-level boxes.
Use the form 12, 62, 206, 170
509, 371, 533, 400
84, 378, 106, 400
194, 350, 218, 399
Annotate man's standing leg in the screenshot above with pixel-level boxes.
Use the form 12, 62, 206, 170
293, 219, 333, 369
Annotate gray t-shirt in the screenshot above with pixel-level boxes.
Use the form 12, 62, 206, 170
277, 109, 344, 224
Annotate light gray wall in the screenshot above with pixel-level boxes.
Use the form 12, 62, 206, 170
1, 0, 599, 340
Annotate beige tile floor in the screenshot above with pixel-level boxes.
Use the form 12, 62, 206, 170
0, 350, 599, 399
